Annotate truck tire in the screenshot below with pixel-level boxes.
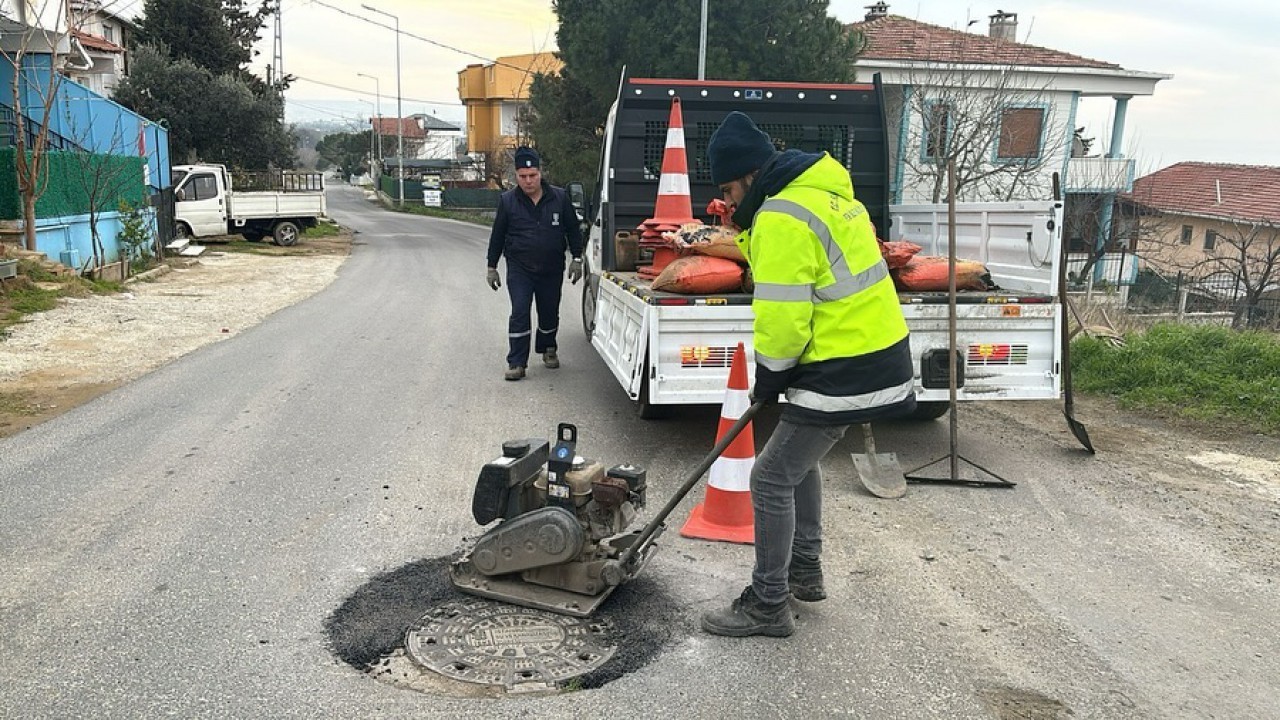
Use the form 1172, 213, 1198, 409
582, 270, 598, 340
174, 222, 192, 240
904, 401, 950, 421
272, 221, 300, 247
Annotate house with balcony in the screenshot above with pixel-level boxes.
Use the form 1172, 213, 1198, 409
65, 0, 136, 98
848, 3, 1170, 266
457, 52, 562, 156
1, 6, 169, 272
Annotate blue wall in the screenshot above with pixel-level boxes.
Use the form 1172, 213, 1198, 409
34, 208, 159, 270
0, 54, 171, 191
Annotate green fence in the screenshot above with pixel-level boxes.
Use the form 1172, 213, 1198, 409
377, 175, 500, 209
0, 147, 145, 220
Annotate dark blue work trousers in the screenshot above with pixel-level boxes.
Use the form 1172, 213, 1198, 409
506, 264, 563, 368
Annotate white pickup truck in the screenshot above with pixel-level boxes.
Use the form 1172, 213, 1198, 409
576, 76, 1064, 419
171, 164, 327, 246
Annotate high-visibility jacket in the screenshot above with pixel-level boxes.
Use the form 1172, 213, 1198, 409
736, 154, 916, 425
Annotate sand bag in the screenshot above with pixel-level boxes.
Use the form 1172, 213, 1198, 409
663, 223, 746, 262
879, 240, 922, 269
651, 255, 745, 294
892, 255, 993, 292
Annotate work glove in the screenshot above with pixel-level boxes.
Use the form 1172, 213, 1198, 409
749, 386, 780, 405
568, 258, 583, 285
486, 267, 501, 291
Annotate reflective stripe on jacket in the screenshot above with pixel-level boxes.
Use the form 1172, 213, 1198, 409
736, 154, 915, 425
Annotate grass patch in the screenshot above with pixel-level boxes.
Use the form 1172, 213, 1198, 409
393, 203, 495, 227
0, 265, 123, 338
1073, 323, 1280, 433
0, 390, 36, 416
304, 222, 341, 238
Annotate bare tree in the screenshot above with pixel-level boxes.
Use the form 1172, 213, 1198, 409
883, 54, 1073, 203
62, 110, 147, 273
1, 0, 77, 251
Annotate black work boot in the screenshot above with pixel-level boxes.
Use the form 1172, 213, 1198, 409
789, 554, 826, 602
701, 586, 795, 638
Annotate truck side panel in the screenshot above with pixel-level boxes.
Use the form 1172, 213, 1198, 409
227, 192, 327, 222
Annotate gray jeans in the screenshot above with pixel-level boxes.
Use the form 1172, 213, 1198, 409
751, 419, 848, 604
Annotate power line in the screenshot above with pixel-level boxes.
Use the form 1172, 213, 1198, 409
306, 0, 535, 72
290, 75, 462, 107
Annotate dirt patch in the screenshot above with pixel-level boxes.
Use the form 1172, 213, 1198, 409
0, 232, 351, 439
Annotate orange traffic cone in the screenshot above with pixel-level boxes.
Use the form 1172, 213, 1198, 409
638, 95, 700, 278
681, 342, 755, 544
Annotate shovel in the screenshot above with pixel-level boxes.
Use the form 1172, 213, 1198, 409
1053, 175, 1095, 454
852, 423, 907, 498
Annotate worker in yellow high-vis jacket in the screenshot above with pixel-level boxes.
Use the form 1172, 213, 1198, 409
700, 111, 917, 638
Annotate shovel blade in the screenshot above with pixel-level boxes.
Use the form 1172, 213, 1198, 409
853, 451, 907, 499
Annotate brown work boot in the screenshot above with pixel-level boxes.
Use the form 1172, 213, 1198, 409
701, 586, 794, 638
504, 366, 525, 381
543, 350, 560, 369
789, 554, 826, 602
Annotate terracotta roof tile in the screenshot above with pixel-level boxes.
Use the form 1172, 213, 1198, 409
1128, 162, 1280, 225
71, 29, 125, 54
848, 15, 1119, 70
371, 118, 427, 138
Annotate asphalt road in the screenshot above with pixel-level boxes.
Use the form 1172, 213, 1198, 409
1, 184, 1276, 718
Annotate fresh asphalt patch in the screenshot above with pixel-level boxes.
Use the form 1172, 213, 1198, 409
323, 554, 684, 692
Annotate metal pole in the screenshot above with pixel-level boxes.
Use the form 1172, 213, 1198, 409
357, 73, 381, 163
946, 160, 959, 481
362, 4, 403, 205
698, 0, 709, 80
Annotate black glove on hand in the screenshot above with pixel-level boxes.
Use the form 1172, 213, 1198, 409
486, 267, 501, 291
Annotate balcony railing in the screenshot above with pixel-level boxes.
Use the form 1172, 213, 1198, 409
1064, 156, 1135, 193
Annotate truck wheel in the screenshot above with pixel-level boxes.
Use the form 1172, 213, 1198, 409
904, 401, 950, 421
582, 272, 598, 339
272, 221, 300, 247
174, 222, 192, 240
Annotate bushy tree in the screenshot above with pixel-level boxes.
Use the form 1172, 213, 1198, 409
113, 44, 295, 168
315, 131, 373, 178
530, 0, 858, 187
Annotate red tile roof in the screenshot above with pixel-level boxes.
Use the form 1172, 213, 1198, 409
371, 118, 426, 138
71, 29, 124, 54
848, 15, 1119, 70
1128, 162, 1280, 225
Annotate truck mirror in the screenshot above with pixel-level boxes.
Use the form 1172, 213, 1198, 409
567, 182, 586, 214
175, 189, 186, 202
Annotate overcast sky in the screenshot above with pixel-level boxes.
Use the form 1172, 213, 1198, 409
264, 0, 1280, 171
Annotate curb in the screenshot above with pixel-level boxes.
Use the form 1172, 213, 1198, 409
127, 264, 173, 284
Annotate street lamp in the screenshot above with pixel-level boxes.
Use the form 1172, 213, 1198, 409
354, 98, 375, 176
361, 4, 403, 206
356, 72, 381, 162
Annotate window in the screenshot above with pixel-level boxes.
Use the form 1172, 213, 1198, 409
1180, 225, 1193, 245
1204, 229, 1217, 251
923, 103, 950, 160
103, 25, 114, 43
997, 107, 1045, 159
180, 174, 218, 201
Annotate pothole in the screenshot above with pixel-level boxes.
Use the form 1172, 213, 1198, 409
324, 555, 682, 696
978, 685, 1073, 719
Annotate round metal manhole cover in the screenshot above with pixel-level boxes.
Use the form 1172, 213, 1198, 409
404, 597, 615, 692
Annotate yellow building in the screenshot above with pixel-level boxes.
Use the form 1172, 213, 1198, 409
458, 52, 562, 155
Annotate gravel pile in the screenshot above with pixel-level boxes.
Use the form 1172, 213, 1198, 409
0, 251, 344, 386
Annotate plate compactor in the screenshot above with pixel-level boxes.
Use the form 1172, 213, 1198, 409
451, 409, 760, 617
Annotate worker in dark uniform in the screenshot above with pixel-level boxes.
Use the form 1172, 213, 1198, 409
485, 146, 584, 380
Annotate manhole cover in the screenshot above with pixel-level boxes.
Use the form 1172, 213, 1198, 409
404, 597, 615, 692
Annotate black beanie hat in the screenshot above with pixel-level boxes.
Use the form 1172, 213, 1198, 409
708, 111, 775, 185
513, 146, 541, 169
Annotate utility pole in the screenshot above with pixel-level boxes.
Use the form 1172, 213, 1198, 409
362, 4, 403, 206
698, 0, 708, 80
357, 72, 382, 165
